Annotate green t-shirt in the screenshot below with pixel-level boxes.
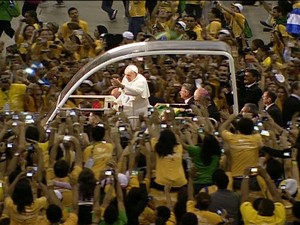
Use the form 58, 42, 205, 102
99, 210, 127, 225
187, 145, 220, 185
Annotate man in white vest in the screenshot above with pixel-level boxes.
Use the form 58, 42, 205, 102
111, 64, 150, 120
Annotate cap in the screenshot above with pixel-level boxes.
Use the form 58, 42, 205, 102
279, 179, 298, 196
82, 80, 94, 87
176, 21, 186, 30
122, 31, 134, 40
219, 29, 231, 35
231, 3, 243, 12
125, 64, 139, 74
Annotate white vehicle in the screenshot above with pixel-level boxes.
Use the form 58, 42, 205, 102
45, 41, 238, 124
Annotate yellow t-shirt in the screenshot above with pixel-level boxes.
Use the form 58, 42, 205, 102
206, 20, 222, 40
0, 84, 27, 112
61, 20, 89, 40
129, 0, 146, 17
225, 12, 245, 38
83, 142, 113, 179
4, 196, 47, 225
221, 130, 263, 177
46, 165, 82, 208
151, 138, 187, 187
240, 201, 286, 225
187, 200, 223, 225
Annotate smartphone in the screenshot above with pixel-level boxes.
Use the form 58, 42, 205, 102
63, 136, 71, 142
192, 117, 198, 122
7, 143, 13, 148
46, 128, 51, 133
250, 167, 258, 173
213, 131, 219, 136
257, 121, 263, 127
131, 170, 139, 176
69, 110, 76, 116
25, 115, 33, 120
118, 126, 126, 131
161, 123, 168, 129
105, 170, 113, 176
254, 126, 259, 131
280, 185, 286, 190
260, 130, 270, 136
26, 172, 33, 178
198, 128, 204, 134
283, 152, 291, 158
23, 68, 35, 76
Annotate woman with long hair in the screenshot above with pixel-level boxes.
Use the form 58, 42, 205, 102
184, 134, 221, 194
5, 173, 47, 225
152, 129, 187, 189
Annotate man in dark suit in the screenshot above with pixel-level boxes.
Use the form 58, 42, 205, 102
194, 87, 220, 121
179, 83, 195, 107
282, 81, 300, 126
262, 91, 284, 126
238, 69, 263, 110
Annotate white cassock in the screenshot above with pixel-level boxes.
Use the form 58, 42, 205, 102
115, 73, 150, 118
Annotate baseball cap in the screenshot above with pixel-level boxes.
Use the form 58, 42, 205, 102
122, 31, 134, 40
82, 80, 94, 87
231, 3, 243, 12
219, 29, 231, 35
176, 21, 186, 30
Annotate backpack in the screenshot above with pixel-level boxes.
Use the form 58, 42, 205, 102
6, 0, 20, 18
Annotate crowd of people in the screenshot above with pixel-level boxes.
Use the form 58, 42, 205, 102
0, 0, 300, 224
